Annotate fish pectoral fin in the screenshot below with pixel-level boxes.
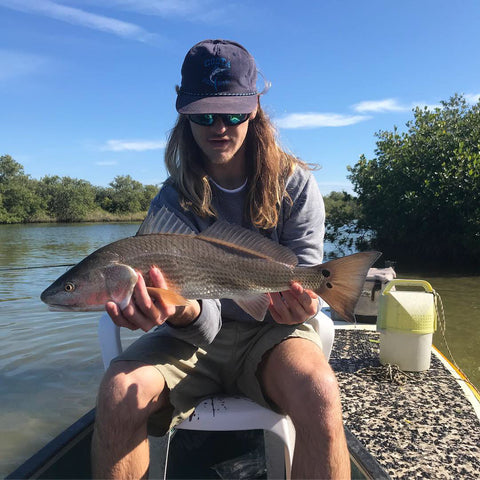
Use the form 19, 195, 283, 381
146, 287, 189, 306
233, 294, 270, 322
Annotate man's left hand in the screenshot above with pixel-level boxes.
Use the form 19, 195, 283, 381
268, 282, 318, 325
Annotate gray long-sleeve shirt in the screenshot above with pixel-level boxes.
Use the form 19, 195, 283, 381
143, 165, 325, 346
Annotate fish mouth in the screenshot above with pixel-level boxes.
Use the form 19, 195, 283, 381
46, 304, 103, 312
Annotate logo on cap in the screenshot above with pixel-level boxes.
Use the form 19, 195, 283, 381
203, 57, 231, 91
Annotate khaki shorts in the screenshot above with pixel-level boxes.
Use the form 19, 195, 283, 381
114, 320, 323, 436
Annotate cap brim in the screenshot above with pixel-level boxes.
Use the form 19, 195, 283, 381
176, 94, 258, 114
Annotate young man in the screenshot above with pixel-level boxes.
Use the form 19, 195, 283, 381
92, 39, 350, 479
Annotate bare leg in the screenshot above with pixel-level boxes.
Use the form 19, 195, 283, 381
259, 338, 350, 479
92, 361, 170, 479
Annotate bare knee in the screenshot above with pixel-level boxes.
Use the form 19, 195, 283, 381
261, 339, 350, 478
261, 339, 343, 426
287, 363, 340, 415
96, 361, 169, 429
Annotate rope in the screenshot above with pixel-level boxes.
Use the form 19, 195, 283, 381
0, 263, 75, 272
433, 290, 480, 397
355, 293, 478, 393
356, 364, 417, 385
434, 290, 456, 365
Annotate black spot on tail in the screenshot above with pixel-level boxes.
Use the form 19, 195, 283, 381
322, 269, 331, 277
326, 282, 333, 289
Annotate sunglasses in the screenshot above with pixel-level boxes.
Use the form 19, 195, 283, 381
188, 113, 250, 127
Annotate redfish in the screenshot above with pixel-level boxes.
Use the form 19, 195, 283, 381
40, 207, 380, 321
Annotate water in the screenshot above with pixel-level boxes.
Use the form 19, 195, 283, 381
0, 224, 479, 476
0, 223, 141, 476
404, 273, 480, 387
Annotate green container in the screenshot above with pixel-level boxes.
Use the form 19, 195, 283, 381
377, 279, 437, 334
377, 279, 437, 371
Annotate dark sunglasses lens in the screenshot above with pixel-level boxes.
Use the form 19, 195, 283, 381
225, 114, 248, 125
189, 114, 214, 125
188, 113, 249, 126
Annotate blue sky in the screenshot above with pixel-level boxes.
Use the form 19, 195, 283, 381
1, 0, 479, 194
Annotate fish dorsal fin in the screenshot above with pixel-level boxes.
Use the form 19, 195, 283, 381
197, 221, 298, 266
137, 206, 195, 236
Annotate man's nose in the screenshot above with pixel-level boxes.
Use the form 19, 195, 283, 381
211, 116, 228, 133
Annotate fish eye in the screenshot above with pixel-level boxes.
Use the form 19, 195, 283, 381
64, 282, 75, 293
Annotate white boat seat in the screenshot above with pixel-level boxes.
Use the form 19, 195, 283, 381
98, 310, 334, 479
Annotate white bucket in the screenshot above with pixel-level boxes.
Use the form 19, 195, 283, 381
379, 330, 433, 371
377, 279, 437, 372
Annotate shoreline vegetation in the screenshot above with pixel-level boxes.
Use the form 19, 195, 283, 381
0, 154, 157, 226
1, 94, 479, 270
12, 210, 147, 224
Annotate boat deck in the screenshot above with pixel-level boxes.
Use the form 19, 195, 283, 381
331, 328, 480, 479
7, 324, 480, 480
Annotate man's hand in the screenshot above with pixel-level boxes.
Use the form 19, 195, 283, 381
106, 266, 201, 332
268, 282, 318, 325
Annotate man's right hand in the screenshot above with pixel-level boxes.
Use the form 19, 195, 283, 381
106, 267, 201, 332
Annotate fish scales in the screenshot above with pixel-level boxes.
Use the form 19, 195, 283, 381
105, 233, 299, 298
41, 217, 381, 321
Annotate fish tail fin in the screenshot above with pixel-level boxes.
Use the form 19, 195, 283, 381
312, 251, 381, 322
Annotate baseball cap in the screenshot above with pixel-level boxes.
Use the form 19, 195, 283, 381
176, 39, 259, 114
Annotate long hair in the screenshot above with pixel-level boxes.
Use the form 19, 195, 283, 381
164, 104, 308, 229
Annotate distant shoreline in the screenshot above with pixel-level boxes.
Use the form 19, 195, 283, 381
0, 211, 147, 225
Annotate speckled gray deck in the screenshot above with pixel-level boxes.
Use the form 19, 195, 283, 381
331, 329, 480, 479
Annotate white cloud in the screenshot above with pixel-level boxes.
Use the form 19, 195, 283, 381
0, 49, 49, 81
0, 0, 160, 43
412, 102, 442, 111
354, 94, 480, 115
353, 98, 411, 113
93, 0, 208, 16
465, 93, 480, 104
101, 139, 166, 151
279, 94, 480, 131
76, 0, 235, 23
413, 94, 480, 111
96, 160, 118, 166
275, 113, 370, 129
